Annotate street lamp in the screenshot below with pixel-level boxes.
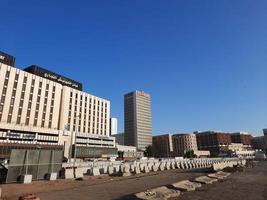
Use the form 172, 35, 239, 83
73, 114, 80, 178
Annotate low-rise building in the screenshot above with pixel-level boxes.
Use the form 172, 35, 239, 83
252, 136, 265, 150
195, 131, 232, 156
152, 134, 173, 157
231, 132, 253, 149
116, 144, 138, 158
194, 150, 210, 158
172, 133, 198, 157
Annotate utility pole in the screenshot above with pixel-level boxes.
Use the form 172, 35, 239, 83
73, 114, 79, 178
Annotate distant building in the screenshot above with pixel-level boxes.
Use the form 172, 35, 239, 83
124, 91, 152, 151
152, 134, 173, 157
264, 129, 267, 151
172, 133, 198, 157
195, 131, 232, 156
252, 136, 265, 150
231, 132, 253, 149
194, 150, 210, 158
116, 144, 139, 158
110, 118, 118, 135
114, 133, 124, 145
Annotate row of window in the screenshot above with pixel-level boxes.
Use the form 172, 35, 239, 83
68, 91, 108, 135
0, 69, 57, 129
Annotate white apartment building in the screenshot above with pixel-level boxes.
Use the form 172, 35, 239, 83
110, 117, 118, 135
0, 51, 115, 159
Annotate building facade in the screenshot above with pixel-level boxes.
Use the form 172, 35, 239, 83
252, 136, 265, 151
263, 129, 267, 151
0, 51, 115, 159
195, 131, 232, 156
124, 91, 152, 151
116, 144, 139, 158
172, 133, 198, 157
152, 134, 173, 157
114, 133, 124, 145
110, 118, 118, 135
231, 132, 252, 149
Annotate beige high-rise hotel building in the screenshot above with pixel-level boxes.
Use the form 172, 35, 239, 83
0, 51, 115, 159
124, 90, 152, 151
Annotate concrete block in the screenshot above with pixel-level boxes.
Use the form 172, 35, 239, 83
159, 163, 165, 171
217, 171, 231, 177
108, 166, 114, 175
208, 172, 230, 180
134, 166, 141, 174
19, 175, 32, 184
180, 163, 185, 169
119, 164, 131, 176
147, 163, 153, 171
194, 176, 218, 184
165, 162, 171, 170
142, 165, 149, 173
92, 167, 100, 176
212, 163, 222, 171
139, 164, 146, 171
64, 168, 74, 179
100, 166, 108, 174
152, 164, 158, 172
45, 173, 57, 181
186, 163, 190, 169
135, 186, 180, 200
120, 172, 132, 177
114, 165, 120, 173
75, 168, 84, 178
171, 162, 176, 169
172, 180, 201, 192
130, 164, 136, 172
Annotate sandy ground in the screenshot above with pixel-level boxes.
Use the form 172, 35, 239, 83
179, 161, 267, 200
1, 161, 266, 200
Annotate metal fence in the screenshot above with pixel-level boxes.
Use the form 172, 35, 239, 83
6, 149, 63, 183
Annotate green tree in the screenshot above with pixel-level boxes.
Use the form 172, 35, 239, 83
184, 150, 197, 158
144, 145, 159, 158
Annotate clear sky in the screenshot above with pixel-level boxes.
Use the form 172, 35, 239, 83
1, 0, 266, 136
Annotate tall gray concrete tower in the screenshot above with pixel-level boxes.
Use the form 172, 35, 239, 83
124, 90, 152, 151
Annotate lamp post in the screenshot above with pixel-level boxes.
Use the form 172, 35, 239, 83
73, 114, 80, 178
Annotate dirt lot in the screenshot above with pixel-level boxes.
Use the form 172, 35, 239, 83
1, 161, 266, 200
179, 161, 267, 200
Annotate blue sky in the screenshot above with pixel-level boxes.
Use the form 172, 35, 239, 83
1, 0, 267, 136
